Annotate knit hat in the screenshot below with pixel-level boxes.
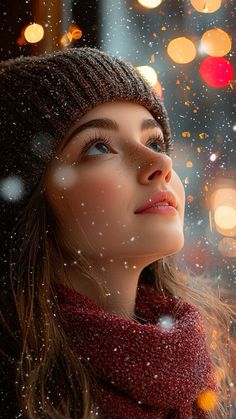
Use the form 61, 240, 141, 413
0, 47, 171, 243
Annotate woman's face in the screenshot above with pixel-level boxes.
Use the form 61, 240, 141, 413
45, 101, 185, 266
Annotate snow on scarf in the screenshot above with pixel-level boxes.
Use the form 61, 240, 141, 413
54, 281, 217, 418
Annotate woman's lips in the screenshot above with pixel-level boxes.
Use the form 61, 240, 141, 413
135, 205, 177, 216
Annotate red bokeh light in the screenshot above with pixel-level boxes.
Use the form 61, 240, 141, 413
199, 57, 234, 88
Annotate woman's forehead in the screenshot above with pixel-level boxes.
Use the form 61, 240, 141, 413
58, 101, 163, 151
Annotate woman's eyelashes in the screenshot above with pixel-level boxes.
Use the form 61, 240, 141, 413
79, 132, 170, 158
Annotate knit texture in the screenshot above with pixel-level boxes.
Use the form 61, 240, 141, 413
0, 47, 171, 242
54, 281, 218, 418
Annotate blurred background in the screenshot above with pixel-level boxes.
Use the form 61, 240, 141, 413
0, 0, 235, 414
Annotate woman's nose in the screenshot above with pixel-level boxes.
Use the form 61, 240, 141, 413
136, 149, 173, 184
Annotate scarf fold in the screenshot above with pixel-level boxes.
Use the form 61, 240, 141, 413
54, 281, 217, 418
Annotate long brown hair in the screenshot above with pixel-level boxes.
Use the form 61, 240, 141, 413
0, 170, 235, 418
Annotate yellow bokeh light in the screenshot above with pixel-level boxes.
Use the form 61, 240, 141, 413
214, 206, 236, 230
182, 131, 191, 137
137, 0, 162, 8
24, 23, 44, 44
167, 37, 196, 64
200, 28, 232, 57
191, 0, 221, 13
136, 66, 158, 86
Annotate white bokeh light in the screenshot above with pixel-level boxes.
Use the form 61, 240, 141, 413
157, 315, 176, 331
52, 165, 77, 189
0, 175, 24, 202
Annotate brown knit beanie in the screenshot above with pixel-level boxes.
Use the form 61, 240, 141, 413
0, 46, 171, 259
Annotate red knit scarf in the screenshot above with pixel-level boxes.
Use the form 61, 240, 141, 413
54, 281, 217, 418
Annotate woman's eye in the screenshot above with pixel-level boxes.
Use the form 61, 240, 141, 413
147, 139, 166, 153
85, 142, 110, 156
81, 135, 167, 158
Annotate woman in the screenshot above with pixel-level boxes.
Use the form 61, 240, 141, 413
0, 47, 235, 418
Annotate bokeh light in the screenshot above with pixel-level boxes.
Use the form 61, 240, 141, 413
167, 37, 196, 64
136, 65, 158, 86
214, 206, 236, 230
200, 29, 232, 57
190, 0, 222, 13
24, 23, 44, 44
196, 389, 218, 411
60, 24, 83, 47
210, 186, 236, 236
51, 164, 78, 189
199, 57, 234, 88
0, 175, 24, 202
157, 315, 176, 332
137, 0, 162, 9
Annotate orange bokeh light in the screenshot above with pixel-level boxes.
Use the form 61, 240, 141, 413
167, 37, 196, 64
201, 28, 232, 57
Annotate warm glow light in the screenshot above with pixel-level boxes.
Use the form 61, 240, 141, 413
214, 206, 236, 230
60, 32, 73, 47
199, 57, 234, 88
210, 186, 236, 236
136, 66, 158, 86
167, 37, 196, 64
200, 29, 232, 57
60, 24, 82, 47
191, 0, 221, 13
24, 23, 44, 44
196, 390, 218, 411
211, 187, 236, 211
137, 0, 162, 8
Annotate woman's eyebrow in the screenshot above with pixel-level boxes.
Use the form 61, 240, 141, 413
63, 118, 163, 148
